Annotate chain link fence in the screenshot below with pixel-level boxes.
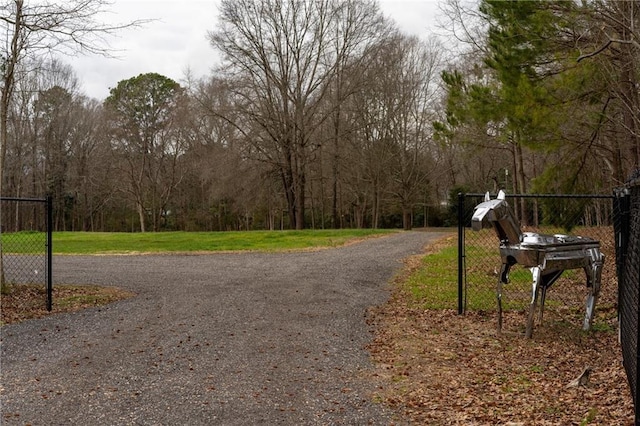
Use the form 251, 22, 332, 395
615, 173, 640, 423
457, 193, 616, 335
1, 197, 53, 311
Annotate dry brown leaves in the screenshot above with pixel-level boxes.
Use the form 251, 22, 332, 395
1, 284, 134, 325
367, 242, 634, 425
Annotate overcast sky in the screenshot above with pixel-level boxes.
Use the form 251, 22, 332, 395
71, 0, 444, 100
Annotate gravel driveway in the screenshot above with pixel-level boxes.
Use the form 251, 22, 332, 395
1, 231, 446, 425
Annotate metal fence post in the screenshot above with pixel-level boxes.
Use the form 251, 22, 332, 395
614, 188, 630, 288
458, 192, 464, 315
46, 195, 53, 311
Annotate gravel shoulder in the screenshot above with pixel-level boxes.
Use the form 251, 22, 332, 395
1, 231, 447, 425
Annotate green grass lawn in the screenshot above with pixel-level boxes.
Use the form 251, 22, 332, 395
403, 239, 530, 312
404, 235, 533, 311
1, 229, 396, 255
404, 243, 459, 310
404, 234, 599, 314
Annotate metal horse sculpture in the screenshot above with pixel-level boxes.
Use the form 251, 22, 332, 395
471, 191, 604, 338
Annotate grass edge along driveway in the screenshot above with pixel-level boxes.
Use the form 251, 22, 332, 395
3, 229, 398, 255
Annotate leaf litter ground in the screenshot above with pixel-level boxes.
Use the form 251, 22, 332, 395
367, 249, 634, 425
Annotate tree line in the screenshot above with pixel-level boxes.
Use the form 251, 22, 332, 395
1, 0, 638, 233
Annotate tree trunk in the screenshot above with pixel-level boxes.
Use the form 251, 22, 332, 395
331, 91, 342, 229
295, 170, 305, 230
515, 141, 528, 226
618, 2, 640, 176
0, 1, 24, 291
137, 202, 146, 232
372, 186, 379, 229
331, 136, 340, 229
620, 49, 639, 176
403, 208, 412, 230
280, 166, 296, 230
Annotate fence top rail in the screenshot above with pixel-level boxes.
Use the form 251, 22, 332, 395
463, 193, 615, 200
1, 196, 48, 202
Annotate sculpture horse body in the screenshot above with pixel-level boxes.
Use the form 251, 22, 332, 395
471, 191, 604, 338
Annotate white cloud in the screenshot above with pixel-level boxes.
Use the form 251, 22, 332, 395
71, 0, 443, 100
72, 0, 219, 100
379, 0, 441, 38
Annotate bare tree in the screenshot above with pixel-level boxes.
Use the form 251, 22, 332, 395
386, 35, 444, 230
338, 34, 443, 229
209, 0, 388, 229
66, 96, 114, 231
1, 0, 144, 187
575, 0, 640, 182
1, 0, 144, 287
177, 76, 270, 231
27, 60, 82, 230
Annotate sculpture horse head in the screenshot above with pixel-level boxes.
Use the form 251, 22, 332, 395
472, 190, 522, 246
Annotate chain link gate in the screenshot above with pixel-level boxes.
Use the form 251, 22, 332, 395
1, 196, 53, 311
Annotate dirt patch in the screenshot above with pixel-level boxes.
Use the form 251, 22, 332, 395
1, 284, 134, 325
367, 252, 634, 425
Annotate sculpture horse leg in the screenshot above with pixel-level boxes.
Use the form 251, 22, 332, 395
539, 283, 549, 324
527, 268, 566, 338
497, 262, 512, 335
497, 279, 503, 334
583, 251, 604, 331
526, 267, 542, 338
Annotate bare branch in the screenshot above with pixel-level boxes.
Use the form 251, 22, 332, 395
1, 0, 149, 203
2, 0, 151, 57
577, 38, 612, 62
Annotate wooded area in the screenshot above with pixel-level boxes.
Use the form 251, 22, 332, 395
1, 0, 638, 232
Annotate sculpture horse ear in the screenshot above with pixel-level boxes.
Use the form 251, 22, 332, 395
497, 190, 506, 200
484, 191, 491, 202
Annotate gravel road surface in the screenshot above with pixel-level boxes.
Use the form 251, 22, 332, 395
1, 231, 446, 425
